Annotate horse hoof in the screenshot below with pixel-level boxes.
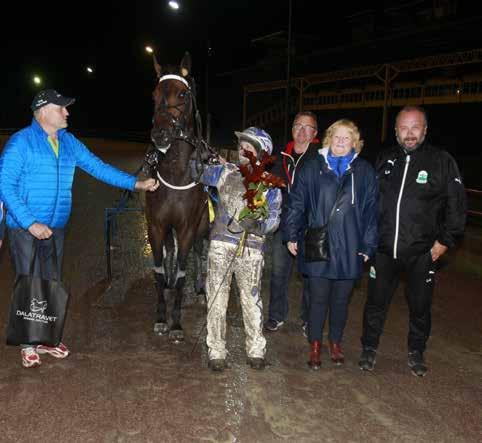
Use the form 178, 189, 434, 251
154, 322, 169, 335
169, 329, 184, 343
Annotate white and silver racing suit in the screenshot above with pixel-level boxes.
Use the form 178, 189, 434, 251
201, 163, 282, 360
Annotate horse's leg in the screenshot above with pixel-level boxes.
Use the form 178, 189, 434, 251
168, 225, 198, 342
148, 224, 170, 336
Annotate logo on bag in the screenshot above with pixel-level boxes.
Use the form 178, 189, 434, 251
369, 266, 376, 279
16, 299, 57, 325
30, 298, 47, 313
416, 170, 428, 184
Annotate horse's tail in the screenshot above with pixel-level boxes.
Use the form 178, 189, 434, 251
163, 228, 179, 289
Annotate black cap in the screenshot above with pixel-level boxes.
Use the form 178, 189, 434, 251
31, 89, 75, 111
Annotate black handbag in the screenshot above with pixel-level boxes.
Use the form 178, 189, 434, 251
303, 185, 344, 263
6, 239, 70, 346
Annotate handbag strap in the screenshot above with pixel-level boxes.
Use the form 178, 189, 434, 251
28, 239, 39, 276
28, 235, 61, 281
327, 178, 347, 223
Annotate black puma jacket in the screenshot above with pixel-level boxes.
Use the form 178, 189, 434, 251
376, 142, 466, 259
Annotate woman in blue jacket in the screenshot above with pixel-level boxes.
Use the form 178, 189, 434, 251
285, 119, 378, 369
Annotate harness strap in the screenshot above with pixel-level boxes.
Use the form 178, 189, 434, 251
156, 171, 199, 190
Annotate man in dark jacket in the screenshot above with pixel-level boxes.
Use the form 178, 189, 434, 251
264, 111, 319, 333
359, 105, 466, 377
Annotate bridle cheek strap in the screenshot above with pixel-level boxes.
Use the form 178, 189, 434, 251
158, 74, 190, 89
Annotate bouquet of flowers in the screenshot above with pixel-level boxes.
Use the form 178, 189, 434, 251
238, 151, 285, 222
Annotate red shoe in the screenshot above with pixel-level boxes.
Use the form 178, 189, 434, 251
329, 341, 344, 365
21, 347, 41, 368
37, 342, 70, 359
308, 340, 321, 370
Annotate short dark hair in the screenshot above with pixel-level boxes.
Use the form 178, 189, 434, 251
293, 111, 318, 129
395, 105, 428, 127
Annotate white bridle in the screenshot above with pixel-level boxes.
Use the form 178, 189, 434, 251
158, 74, 190, 89
154, 74, 197, 190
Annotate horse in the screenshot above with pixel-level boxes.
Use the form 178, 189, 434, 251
144, 52, 215, 342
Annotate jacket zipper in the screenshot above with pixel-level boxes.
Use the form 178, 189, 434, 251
282, 150, 307, 192
393, 154, 410, 259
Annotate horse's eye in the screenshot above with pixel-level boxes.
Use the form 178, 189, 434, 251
179, 91, 186, 99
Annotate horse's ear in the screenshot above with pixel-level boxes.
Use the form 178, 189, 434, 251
152, 54, 162, 78
180, 52, 191, 77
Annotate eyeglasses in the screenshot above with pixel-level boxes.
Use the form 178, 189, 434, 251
292, 123, 317, 132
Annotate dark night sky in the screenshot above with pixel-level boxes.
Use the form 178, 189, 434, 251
2, 1, 349, 128
2, 0, 482, 164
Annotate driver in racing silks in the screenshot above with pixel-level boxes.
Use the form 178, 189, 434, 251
199, 127, 282, 372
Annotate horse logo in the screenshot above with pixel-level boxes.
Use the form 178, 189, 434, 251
30, 298, 47, 314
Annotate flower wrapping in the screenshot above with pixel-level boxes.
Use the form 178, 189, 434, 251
238, 151, 285, 222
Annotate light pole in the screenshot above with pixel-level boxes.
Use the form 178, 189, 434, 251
284, 0, 293, 142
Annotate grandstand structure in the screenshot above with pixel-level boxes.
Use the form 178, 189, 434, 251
243, 47, 482, 141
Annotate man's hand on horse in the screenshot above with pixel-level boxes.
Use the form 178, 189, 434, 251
135, 178, 160, 192
28, 223, 53, 240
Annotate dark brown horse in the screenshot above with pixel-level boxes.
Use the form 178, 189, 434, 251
144, 53, 214, 341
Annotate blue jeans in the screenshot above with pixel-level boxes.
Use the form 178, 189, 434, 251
8, 229, 65, 279
268, 229, 309, 323
308, 277, 354, 343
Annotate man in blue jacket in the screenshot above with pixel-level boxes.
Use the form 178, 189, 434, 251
0, 89, 159, 368
0, 200, 5, 248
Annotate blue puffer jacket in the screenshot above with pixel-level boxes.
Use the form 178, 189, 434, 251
0, 119, 137, 229
0, 200, 5, 240
284, 148, 379, 279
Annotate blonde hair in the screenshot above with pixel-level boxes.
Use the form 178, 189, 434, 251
322, 119, 364, 153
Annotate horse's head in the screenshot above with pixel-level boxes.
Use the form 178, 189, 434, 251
150, 52, 194, 152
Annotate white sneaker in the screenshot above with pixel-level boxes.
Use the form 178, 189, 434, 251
37, 342, 70, 359
21, 347, 41, 368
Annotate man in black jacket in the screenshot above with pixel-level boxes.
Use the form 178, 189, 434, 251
264, 111, 320, 333
359, 105, 466, 376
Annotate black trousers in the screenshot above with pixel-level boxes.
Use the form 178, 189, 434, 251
361, 251, 436, 353
308, 277, 355, 343
8, 229, 65, 280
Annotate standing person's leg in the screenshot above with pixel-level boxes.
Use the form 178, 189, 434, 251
35, 229, 70, 359
359, 253, 401, 371
300, 276, 310, 332
307, 277, 331, 369
234, 247, 266, 369
205, 240, 235, 371
266, 229, 293, 331
327, 279, 355, 365
405, 252, 436, 377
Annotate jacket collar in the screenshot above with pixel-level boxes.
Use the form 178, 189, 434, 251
282, 138, 320, 157
31, 118, 67, 139
397, 140, 429, 157
319, 147, 359, 171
